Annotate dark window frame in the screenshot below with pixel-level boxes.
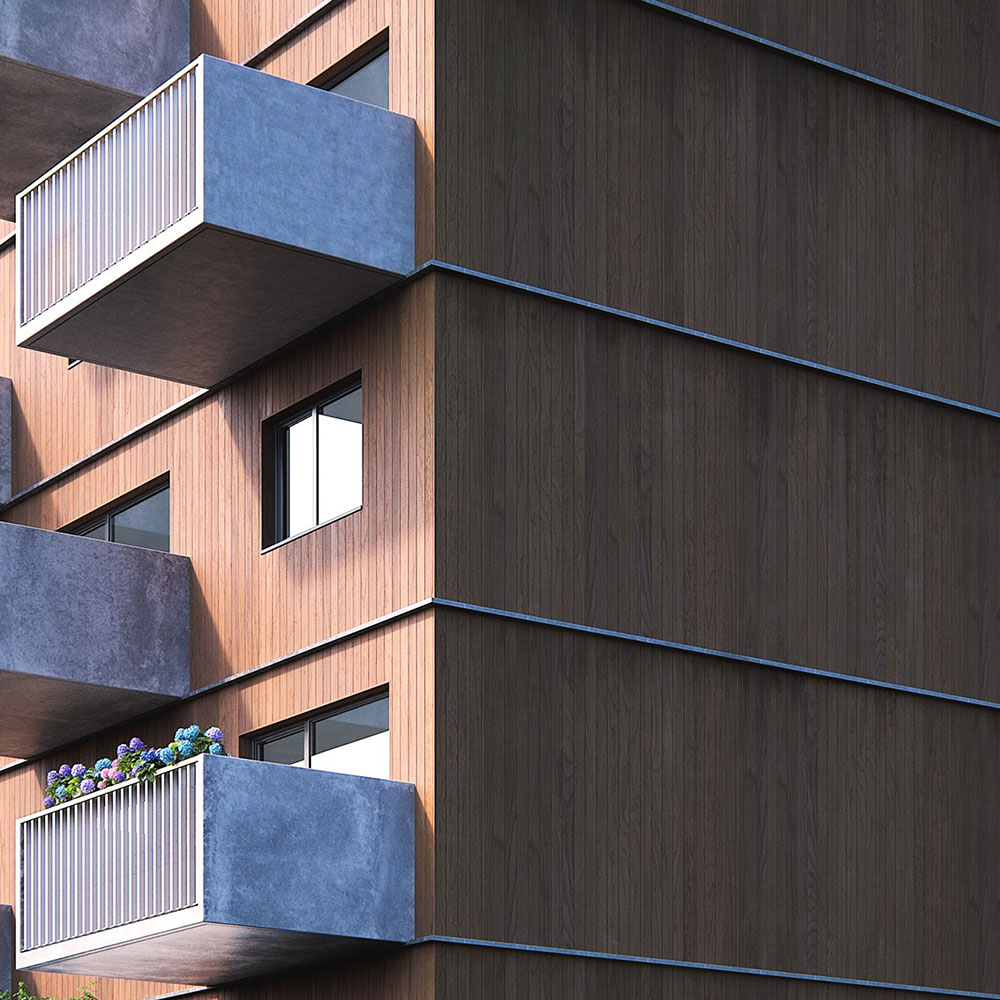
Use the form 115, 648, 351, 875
249, 689, 390, 771
63, 477, 170, 550
262, 372, 363, 550
309, 29, 389, 94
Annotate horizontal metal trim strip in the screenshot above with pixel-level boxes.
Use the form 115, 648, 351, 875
421, 260, 1000, 423
414, 935, 1000, 998
432, 598, 1000, 714
245, 0, 350, 67
635, 0, 1000, 131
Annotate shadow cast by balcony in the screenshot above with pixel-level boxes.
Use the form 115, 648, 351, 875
0, 522, 190, 757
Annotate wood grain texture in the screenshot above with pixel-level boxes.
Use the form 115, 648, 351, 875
435, 0, 1000, 410
662, 0, 1000, 121
435, 607, 1000, 992
0, 610, 435, 1000
436, 272, 1000, 701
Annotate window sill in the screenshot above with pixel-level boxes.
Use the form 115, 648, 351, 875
260, 505, 361, 554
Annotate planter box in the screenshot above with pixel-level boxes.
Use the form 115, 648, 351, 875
17, 755, 415, 984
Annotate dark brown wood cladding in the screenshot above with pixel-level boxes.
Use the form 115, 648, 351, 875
436, 273, 1000, 701
4, 277, 436, 690
436, 941, 987, 999
0, 610, 436, 1000
435, 0, 1000, 410
435, 607, 1000, 993
663, 0, 1000, 122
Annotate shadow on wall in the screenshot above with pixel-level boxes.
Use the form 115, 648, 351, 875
0, 904, 11, 996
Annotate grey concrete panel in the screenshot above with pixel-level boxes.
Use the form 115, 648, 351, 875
0, 0, 189, 95
0, 523, 189, 755
0, 904, 11, 996
0, 377, 10, 504
201, 56, 415, 276
25, 226, 399, 388
202, 756, 415, 944
0, 57, 137, 220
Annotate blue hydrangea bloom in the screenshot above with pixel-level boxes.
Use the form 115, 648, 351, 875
129, 737, 145, 751
46, 770, 59, 785
54, 785, 69, 799
174, 728, 186, 742
80, 779, 96, 794
205, 727, 224, 743
116, 743, 129, 757
43, 796, 56, 809
94, 757, 112, 772
177, 739, 195, 758
158, 747, 176, 765
183, 725, 202, 740
71, 763, 86, 778
58, 763, 72, 777
140, 748, 158, 763
208, 742, 224, 755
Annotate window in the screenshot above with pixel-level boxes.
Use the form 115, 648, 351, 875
71, 483, 170, 552
270, 378, 362, 545
317, 36, 389, 109
253, 694, 389, 779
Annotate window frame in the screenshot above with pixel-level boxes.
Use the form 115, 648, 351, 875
64, 478, 171, 550
263, 373, 363, 551
250, 689, 390, 774
309, 30, 389, 97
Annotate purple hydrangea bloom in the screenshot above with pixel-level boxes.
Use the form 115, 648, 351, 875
94, 757, 112, 772
129, 737, 146, 751
205, 727, 224, 743
117, 743, 129, 757
43, 796, 56, 808
208, 742, 224, 755
177, 739, 195, 758
158, 747, 176, 765
111, 770, 127, 783
80, 779, 96, 794
140, 748, 158, 763
46, 770, 59, 785
71, 763, 87, 778
58, 763, 72, 777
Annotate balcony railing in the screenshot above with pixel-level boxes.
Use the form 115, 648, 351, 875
17, 755, 415, 985
16, 55, 416, 387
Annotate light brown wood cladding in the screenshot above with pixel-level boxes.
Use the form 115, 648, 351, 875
664, 0, 1000, 121
0, 610, 435, 1000
435, 0, 1000, 410
5, 277, 435, 689
437, 273, 1000, 701
435, 607, 1000, 993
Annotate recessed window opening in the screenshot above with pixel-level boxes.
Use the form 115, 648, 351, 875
71, 482, 170, 552
253, 693, 390, 780
319, 37, 389, 109
272, 378, 362, 545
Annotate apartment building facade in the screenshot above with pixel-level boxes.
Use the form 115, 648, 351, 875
1, 0, 998, 997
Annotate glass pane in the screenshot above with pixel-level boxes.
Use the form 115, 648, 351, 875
283, 412, 316, 538
326, 50, 389, 108
110, 487, 170, 551
258, 729, 307, 767
311, 697, 389, 778
78, 520, 108, 541
318, 386, 362, 524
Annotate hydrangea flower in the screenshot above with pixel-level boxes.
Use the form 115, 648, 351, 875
183, 725, 202, 740
174, 727, 186, 742
140, 748, 158, 763
80, 779, 96, 794
54, 785, 69, 800
177, 739, 195, 758
97, 780, 106, 790
129, 737, 145, 751
95, 757, 112, 772
111, 770, 127, 783
209, 742, 224, 755
58, 763, 72, 777
116, 743, 129, 757
46, 770, 59, 784
205, 727, 224, 742
158, 747, 176, 765
71, 763, 87, 778
43, 796, 56, 808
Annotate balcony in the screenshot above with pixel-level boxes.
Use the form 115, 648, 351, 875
15, 55, 416, 387
0, 0, 189, 220
17, 755, 415, 984
0, 523, 189, 757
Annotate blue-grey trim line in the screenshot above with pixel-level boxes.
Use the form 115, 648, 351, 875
420, 260, 1000, 423
413, 935, 1000, 998
635, 0, 1000, 131
432, 598, 1000, 714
